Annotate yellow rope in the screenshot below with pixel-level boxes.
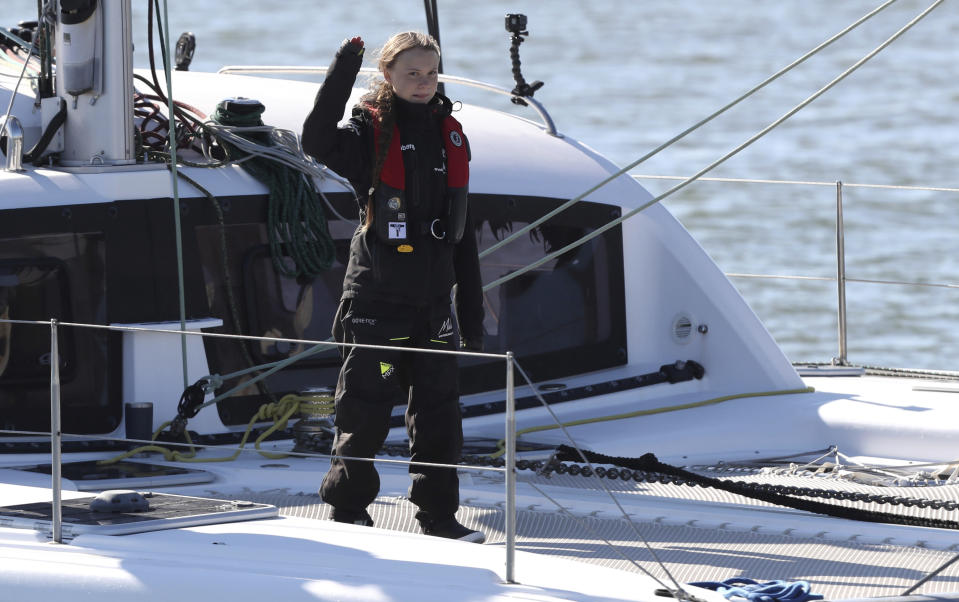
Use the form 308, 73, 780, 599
488, 386, 816, 458
97, 393, 335, 465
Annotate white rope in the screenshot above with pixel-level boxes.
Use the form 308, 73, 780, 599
198, 121, 359, 224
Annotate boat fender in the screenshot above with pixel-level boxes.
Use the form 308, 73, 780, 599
90, 490, 151, 513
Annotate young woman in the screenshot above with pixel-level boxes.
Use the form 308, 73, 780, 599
301, 32, 485, 542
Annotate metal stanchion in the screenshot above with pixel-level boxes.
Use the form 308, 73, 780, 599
834, 181, 848, 365
50, 319, 63, 543
505, 351, 516, 583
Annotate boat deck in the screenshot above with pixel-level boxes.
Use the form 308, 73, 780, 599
182, 456, 959, 601
4, 372, 959, 600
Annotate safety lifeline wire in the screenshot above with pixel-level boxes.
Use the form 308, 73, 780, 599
477, 0, 900, 262
482, 0, 944, 294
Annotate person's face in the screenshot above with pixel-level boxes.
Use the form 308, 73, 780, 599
385, 48, 439, 103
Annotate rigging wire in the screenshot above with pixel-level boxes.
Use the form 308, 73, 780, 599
523, 480, 680, 595
156, 0, 189, 390
508, 357, 690, 599
423, 0, 444, 97
0, 38, 34, 148
167, 167, 280, 407
903, 553, 959, 596
139, 1, 353, 417
481, 0, 944, 294
477, 0, 900, 262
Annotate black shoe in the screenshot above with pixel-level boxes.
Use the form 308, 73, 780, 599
419, 516, 485, 543
330, 508, 374, 527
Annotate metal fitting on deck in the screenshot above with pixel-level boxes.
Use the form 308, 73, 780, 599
1, 116, 24, 172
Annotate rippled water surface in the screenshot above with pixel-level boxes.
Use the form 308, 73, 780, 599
6, 1, 957, 369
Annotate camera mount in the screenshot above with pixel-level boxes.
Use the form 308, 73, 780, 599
504, 13, 543, 106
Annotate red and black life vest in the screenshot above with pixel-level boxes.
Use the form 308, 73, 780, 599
369, 108, 469, 248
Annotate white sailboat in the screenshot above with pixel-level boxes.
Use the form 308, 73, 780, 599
1, 2, 957, 600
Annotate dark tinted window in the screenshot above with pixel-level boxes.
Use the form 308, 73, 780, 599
0, 233, 115, 434
198, 193, 625, 422
463, 195, 626, 392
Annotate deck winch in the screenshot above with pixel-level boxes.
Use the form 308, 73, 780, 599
291, 387, 335, 453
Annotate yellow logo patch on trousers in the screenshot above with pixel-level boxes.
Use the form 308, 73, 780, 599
380, 362, 394, 379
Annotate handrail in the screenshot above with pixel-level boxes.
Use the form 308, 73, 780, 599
215, 65, 560, 137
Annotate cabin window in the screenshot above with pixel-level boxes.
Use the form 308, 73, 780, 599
462, 195, 626, 392
195, 194, 625, 423
0, 233, 115, 434
194, 220, 349, 424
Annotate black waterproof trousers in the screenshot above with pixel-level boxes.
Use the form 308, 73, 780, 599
320, 298, 464, 519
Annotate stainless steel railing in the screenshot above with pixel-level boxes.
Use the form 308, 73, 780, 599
634, 174, 959, 367
834, 182, 848, 365
5, 317, 520, 579
215, 65, 560, 138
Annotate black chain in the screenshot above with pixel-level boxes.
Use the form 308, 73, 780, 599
549, 446, 959, 530
379, 443, 959, 514
544, 459, 959, 511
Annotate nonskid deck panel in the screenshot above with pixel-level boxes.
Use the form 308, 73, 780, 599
0, 492, 276, 536
214, 471, 959, 601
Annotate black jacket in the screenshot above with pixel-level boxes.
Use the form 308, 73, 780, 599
302, 42, 484, 343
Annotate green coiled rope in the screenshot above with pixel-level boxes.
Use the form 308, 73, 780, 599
212, 102, 335, 279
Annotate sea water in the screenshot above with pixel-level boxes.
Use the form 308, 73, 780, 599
5, 0, 957, 370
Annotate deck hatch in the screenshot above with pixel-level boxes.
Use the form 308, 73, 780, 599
14, 460, 216, 491
0, 491, 276, 536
